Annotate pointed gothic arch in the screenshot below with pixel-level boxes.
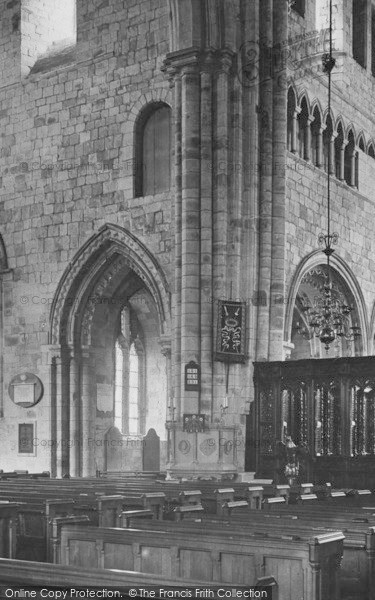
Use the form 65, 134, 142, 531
49, 223, 171, 346
48, 224, 171, 478
284, 250, 369, 357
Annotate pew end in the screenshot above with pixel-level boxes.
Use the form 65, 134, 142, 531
255, 576, 278, 600
246, 486, 264, 509
173, 504, 204, 521
120, 509, 154, 527
262, 497, 286, 510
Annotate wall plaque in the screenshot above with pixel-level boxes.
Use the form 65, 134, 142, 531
185, 361, 200, 391
9, 373, 43, 408
18, 423, 34, 454
215, 300, 247, 363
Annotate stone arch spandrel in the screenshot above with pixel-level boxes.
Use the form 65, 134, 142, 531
49, 224, 171, 346
284, 250, 369, 354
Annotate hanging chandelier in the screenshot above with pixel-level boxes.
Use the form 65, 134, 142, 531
295, 0, 361, 352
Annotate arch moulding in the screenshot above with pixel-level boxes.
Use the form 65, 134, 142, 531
49, 224, 171, 346
284, 250, 369, 354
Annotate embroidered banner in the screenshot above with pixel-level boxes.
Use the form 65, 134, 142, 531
215, 300, 247, 363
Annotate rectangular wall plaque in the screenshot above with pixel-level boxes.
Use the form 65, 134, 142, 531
14, 383, 35, 405
18, 423, 34, 454
185, 361, 200, 391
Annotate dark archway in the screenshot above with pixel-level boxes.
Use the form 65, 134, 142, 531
49, 224, 171, 477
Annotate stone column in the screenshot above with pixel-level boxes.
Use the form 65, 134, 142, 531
350, 148, 358, 187
159, 337, 172, 420
180, 62, 201, 415
199, 60, 214, 418
80, 347, 95, 476
339, 140, 348, 181
291, 108, 301, 154
212, 50, 233, 411
268, 0, 288, 361
49, 346, 62, 478
255, 0, 273, 361
316, 125, 325, 168
69, 349, 80, 477
60, 347, 70, 477
329, 132, 336, 175
171, 70, 182, 420
304, 116, 313, 161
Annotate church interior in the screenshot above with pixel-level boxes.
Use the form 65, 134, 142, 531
0, 0, 375, 597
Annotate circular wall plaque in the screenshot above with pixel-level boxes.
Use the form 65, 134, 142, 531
8, 373, 44, 408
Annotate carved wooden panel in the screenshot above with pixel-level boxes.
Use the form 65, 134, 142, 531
220, 553, 257, 585
259, 386, 274, 455
263, 557, 303, 600
141, 546, 171, 577
179, 549, 212, 581
103, 543, 133, 570
68, 540, 97, 568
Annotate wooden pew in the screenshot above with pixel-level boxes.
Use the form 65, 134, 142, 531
201, 488, 247, 515
50, 515, 91, 563
0, 557, 210, 588
122, 513, 373, 600
16, 498, 75, 561
120, 509, 154, 527
0, 471, 50, 480
0, 503, 18, 559
218, 505, 375, 599
59, 523, 344, 599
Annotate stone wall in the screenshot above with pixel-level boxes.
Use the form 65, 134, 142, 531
285, 0, 375, 354
0, 0, 172, 470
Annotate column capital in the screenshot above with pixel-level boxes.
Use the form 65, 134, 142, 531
159, 336, 172, 358
162, 47, 236, 80
48, 345, 62, 363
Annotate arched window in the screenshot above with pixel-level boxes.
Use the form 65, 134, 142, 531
335, 123, 344, 180
358, 136, 365, 152
135, 104, 172, 197
344, 130, 356, 186
311, 106, 322, 167
287, 87, 297, 152
128, 343, 140, 435
297, 97, 309, 160
114, 340, 125, 431
323, 114, 333, 173
369, 143, 375, 159
113, 307, 145, 435
353, 0, 367, 68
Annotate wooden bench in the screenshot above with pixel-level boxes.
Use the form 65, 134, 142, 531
0, 471, 50, 480
123, 511, 373, 600
59, 523, 344, 599
120, 509, 154, 527
16, 498, 75, 561
220, 505, 375, 599
0, 503, 18, 559
0, 557, 210, 588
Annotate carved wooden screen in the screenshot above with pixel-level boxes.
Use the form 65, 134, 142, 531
253, 357, 375, 483
349, 380, 375, 456
314, 380, 341, 456
281, 382, 308, 447
259, 385, 275, 456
